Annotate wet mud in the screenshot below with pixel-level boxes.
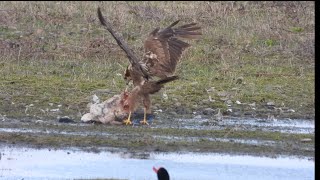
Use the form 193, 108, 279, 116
0, 114, 314, 158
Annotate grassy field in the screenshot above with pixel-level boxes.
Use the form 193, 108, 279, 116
0, 1, 314, 120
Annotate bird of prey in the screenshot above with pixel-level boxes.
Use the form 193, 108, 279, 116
97, 7, 202, 125
122, 76, 179, 125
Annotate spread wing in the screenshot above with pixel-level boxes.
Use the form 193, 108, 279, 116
143, 21, 202, 78
97, 7, 149, 79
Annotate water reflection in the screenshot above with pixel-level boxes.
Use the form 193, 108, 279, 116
0, 146, 314, 180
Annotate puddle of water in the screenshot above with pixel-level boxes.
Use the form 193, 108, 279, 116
0, 146, 314, 180
0, 127, 284, 148
0, 127, 113, 137
0, 117, 315, 135
171, 117, 315, 134
153, 134, 278, 147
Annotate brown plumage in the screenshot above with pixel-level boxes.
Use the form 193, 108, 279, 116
97, 7, 201, 125
122, 76, 179, 125
123, 76, 179, 113
97, 7, 201, 84
124, 20, 202, 87
142, 21, 202, 79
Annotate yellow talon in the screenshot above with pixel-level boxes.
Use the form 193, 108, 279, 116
140, 119, 149, 125
123, 119, 132, 125
123, 112, 132, 125
140, 108, 149, 125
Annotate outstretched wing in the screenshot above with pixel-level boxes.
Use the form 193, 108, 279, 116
143, 21, 202, 78
97, 7, 149, 79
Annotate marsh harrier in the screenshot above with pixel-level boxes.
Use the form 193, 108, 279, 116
97, 7, 201, 125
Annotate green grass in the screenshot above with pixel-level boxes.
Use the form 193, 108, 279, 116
0, 1, 314, 120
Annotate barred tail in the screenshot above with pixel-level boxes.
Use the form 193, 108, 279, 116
160, 21, 202, 39
174, 23, 202, 39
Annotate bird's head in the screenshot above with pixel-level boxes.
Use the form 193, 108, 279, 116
153, 166, 170, 180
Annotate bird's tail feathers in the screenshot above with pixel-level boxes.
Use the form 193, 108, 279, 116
174, 23, 202, 39
156, 76, 179, 85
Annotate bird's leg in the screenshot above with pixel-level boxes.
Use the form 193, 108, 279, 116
140, 107, 149, 125
123, 111, 132, 125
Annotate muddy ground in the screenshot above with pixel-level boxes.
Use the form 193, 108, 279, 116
0, 112, 314, 160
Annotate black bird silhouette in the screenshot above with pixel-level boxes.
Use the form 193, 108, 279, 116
153, 166, 170, 180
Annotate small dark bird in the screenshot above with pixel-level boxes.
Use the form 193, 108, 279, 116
153, 166, 170, 180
